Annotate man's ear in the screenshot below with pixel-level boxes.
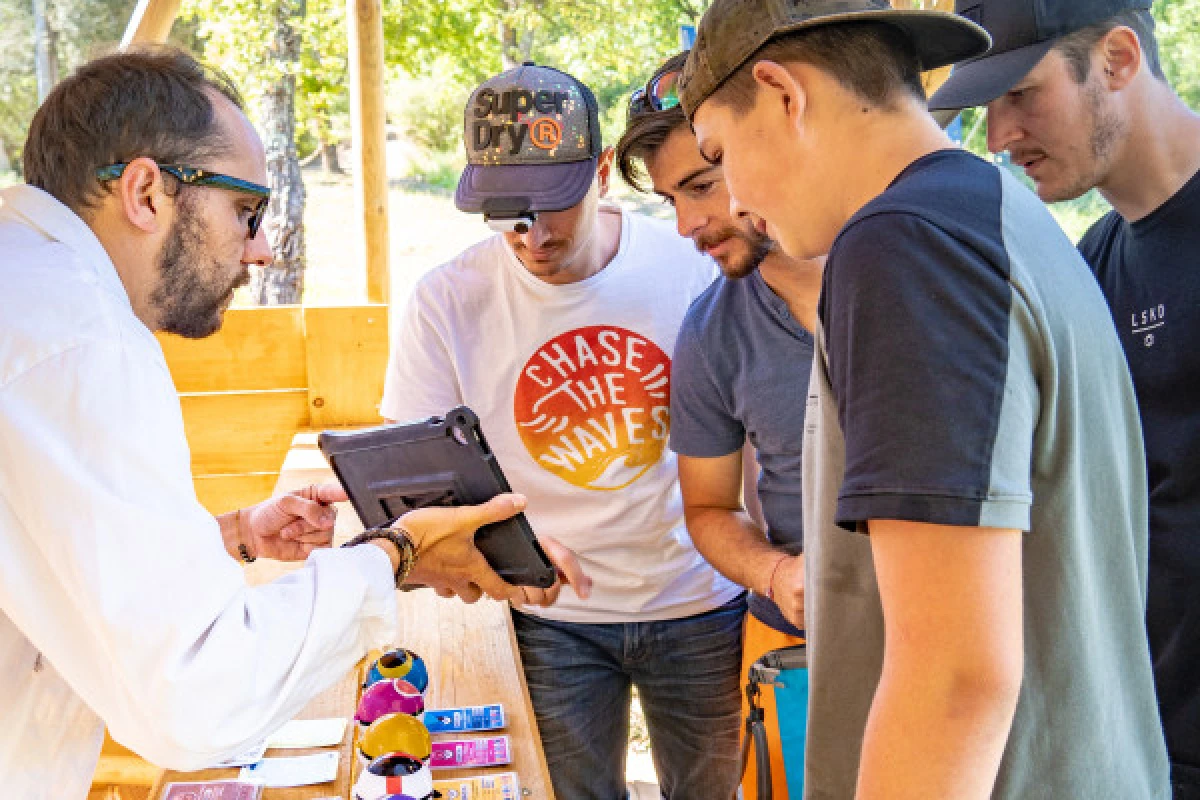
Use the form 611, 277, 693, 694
751, 59, 807, 131
596, 146, 615, 198
116, 157, 169, 234
1099, 25, 1142, 90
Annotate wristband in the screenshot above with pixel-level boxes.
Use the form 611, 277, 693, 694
235, 508, 255, 563
764, 554, 788, 601
343, 520, 418, 588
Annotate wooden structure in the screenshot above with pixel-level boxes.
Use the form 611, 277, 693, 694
156, 304, 389, 514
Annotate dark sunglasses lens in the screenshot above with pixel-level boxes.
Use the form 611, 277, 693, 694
248, 200, 267, 239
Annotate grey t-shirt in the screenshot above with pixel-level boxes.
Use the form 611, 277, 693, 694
670, 271, 813, 636
803, 150, 1168, 799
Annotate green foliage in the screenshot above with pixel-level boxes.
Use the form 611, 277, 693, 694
384, 0, 703, 157
1155, 0, 1200, 109
401, 148, 466, 191
0, 0, 36, 170
391, 61, 471, 153
181, 0, 346, 156
0, 0, 136, 173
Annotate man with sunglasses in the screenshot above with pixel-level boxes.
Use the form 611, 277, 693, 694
0, 48, 582, 798
381, 63, 745, 800
617, 51, 823, 799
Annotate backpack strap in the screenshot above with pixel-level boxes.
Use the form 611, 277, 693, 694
740, 659, 775, 800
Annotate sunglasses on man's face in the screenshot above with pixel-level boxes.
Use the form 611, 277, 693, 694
628, 69, 683, 119
96, 161, 271, 240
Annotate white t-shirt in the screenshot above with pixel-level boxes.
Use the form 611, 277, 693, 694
381, 208, 740, 623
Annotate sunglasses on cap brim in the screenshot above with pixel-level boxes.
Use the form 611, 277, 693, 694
628, 69, 683, 119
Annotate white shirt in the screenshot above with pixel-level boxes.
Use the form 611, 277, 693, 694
381, 208, 740, 623
0, 186, 398, 799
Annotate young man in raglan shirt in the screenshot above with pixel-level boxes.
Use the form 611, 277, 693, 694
380, 63, 746, 800
680, 1, 1170, 797
617, 50, 823, 799
929, 3, 1200, 794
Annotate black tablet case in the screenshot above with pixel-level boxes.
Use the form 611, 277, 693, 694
318, 407, 556, 588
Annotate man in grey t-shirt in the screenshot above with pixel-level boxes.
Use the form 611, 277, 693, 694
680, 1, 1169, 798
618, 51, 825, 798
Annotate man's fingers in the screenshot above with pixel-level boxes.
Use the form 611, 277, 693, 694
520, 582, 562, 607
539, 535, 591, 599
456, 582, 484, 604
275, 494, 338, 529
310, 482, 348, 505
469, 559, 523, 604
455, 493, 527, 531
286, 528, 335, 546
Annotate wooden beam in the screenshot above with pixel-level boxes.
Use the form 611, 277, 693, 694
156, 306, 308, 393
303, 304, 389, 427
120, 0, 182, 47
180, 389, 311, 474
347, 0, 391, 305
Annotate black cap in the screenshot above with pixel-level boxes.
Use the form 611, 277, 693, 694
929, 0, 1152, 112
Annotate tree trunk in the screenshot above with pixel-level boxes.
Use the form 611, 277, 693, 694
320, 141, 342, 174
499, 19, 520, 70
312, 114, 343, 175
32, 0, 59, 101
251, 0, 306, 306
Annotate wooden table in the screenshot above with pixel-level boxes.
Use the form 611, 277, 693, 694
151, 434, 554, 799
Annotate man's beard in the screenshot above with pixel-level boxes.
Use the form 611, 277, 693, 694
694, 225, 774, 280
151, 196, 250, 339
1045, 76, 1127, 203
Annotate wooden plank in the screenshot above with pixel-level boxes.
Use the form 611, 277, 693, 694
157, 307, 307, 393
193, 473, 281, 516
304, 306, 389, 427
347, 0, 390, 305
181, 390, 310, 475
91, 756, 161, 787
120, 0, 182, 47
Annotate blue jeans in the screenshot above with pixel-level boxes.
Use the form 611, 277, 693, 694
512, 595, 747, 800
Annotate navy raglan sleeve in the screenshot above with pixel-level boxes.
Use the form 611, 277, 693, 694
669, 313, 745, 458
822, 210, 1035, 531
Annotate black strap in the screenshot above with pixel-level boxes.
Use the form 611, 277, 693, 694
740, 669, 774, 800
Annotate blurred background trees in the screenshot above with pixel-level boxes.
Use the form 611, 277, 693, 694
2, 0, 1198, 291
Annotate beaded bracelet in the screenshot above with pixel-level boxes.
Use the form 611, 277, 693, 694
235, 508, 256, 563
342, 521, 418, 589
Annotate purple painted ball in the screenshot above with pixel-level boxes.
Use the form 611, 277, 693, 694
356, 678, 426, 726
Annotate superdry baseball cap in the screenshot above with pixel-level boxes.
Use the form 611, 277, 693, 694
678, 0, 991, 119
929, 0, 1152, 112
455, 63, 602, 215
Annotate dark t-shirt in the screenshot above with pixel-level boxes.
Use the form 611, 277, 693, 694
670, 271, 812, 636
1079, 170, 1200, 782
803, 149, 1168, 798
